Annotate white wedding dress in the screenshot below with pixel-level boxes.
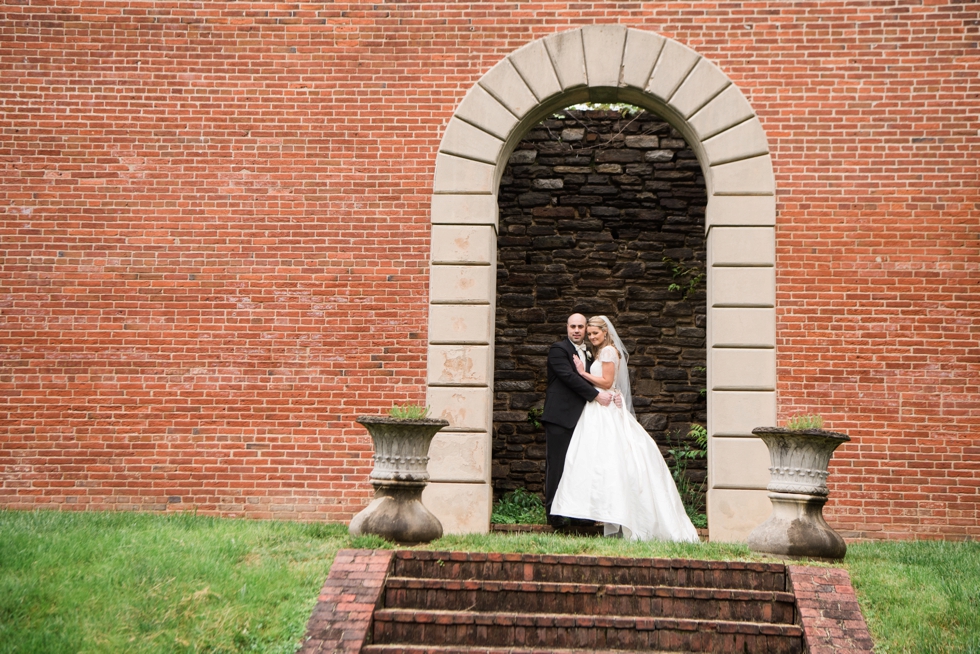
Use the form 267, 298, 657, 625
552, 345, 700, 542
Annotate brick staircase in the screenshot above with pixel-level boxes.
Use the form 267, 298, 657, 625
300, 549, 874, 654
363, 551, 803, 654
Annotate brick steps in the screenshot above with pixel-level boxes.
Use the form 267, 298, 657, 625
370, 608, 804, 653
384, 576, 797, 622
369, 551, 805, 653
301, 550, 874, 654
391, 551, 787, 591
364, 646, 690, 654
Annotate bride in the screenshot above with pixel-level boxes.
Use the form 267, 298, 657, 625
552, 315, 700, 542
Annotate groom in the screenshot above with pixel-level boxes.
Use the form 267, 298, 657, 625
541, 313, 616, 527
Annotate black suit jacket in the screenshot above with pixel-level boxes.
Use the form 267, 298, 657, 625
541, 339, 599, 430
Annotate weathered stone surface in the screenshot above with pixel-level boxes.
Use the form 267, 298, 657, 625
349, 417, 449, 544
625, 135, 660, 148
494, 109, 707, 498
509, 150, 537, 164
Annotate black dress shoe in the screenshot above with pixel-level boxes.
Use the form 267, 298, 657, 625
547, 515, 571, 529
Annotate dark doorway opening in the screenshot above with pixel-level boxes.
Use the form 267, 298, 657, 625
492, 106, 708, 517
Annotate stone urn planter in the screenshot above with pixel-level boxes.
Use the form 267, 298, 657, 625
348, 415, 448, 544
748, 427, 851, 560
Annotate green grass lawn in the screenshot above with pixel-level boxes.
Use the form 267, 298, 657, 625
1, 510, 977, 654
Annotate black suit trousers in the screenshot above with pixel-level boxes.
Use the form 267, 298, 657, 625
543, 421, 576, 517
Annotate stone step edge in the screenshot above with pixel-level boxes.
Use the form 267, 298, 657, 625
384, 576, 797, 604
394, 549, 786, 574
364, 646, 691, 654
372, 608, 804, 636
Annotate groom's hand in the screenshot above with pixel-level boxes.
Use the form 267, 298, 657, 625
595, 392, 613, 406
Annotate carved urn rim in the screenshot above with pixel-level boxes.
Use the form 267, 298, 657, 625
356, 416, 450, 427
752, 426, 850, 442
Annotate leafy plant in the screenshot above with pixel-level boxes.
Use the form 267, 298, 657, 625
785, 414, 824, 430
527, 406, 544, 430
666, 424, 708, 529
388, 403, 430, 420
663, 256, 705, 300
490, 488, 548, 525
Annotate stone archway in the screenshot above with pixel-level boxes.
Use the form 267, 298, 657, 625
423, 25, 776, 542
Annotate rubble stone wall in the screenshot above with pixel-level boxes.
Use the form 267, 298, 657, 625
493, 109, 707, 498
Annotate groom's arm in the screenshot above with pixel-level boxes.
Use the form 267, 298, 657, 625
548, 344, 599, 402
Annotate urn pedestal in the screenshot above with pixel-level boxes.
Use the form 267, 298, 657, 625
748, 427, 850, 561
349, 416, 448, 544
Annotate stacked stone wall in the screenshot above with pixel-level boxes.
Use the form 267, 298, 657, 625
493, 109, 706, 498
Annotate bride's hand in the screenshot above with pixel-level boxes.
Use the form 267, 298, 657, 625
573, 355, 586, 374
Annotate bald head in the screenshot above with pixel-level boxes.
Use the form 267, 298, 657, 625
566, 313, 587, 345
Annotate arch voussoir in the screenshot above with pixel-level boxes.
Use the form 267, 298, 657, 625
479, 58, 539, 120
581, 24, 628, 88
622, 29, 665, 89
509, 39, 562, 102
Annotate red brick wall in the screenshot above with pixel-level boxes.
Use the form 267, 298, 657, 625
1, 2, 977, 538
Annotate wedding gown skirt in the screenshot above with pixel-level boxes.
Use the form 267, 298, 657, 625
552, 399, 700, 543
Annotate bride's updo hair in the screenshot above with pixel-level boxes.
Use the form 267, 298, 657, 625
587, 316, 620, 358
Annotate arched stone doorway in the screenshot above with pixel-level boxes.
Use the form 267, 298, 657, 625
423, 25, 776, 542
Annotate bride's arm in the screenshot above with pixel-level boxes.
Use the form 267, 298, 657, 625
574, 357, 615, 390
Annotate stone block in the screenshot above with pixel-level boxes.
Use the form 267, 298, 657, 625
431, 193, 499, 227
702, 117, 769, 166
427, 431, 489, 483
707, 488, 772, 543
433, 153, 495, 194
582, 24, 627, 88
670, 57, 731, 119
708, 227, 775, 266
709, 308, 776, 347
689, 84, 756, 141
427, 344, 492, 386
439, 117, 504, 165
544, 29, 587, 90
709, 390, 777, 437
710, 348, 775, 391
509, 149, 537, 164
480, 58, 539, 120
428, 304, 494, 344
455, 84, 519, 141
705, 195, 775, 229
624, 135, 659, 148
427, 386, 490, 432
621, 29, 665, 90
429, 264, 494, 304
431, 225, 495, 264
509, 39, 562, 102
709, 436, 771, 489
710, 155, 774, 195
710, 266, 775, 307
422, 481, 491, 534
646, 39, 700, 102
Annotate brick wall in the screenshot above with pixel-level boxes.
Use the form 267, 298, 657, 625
1, 2, 977, 539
